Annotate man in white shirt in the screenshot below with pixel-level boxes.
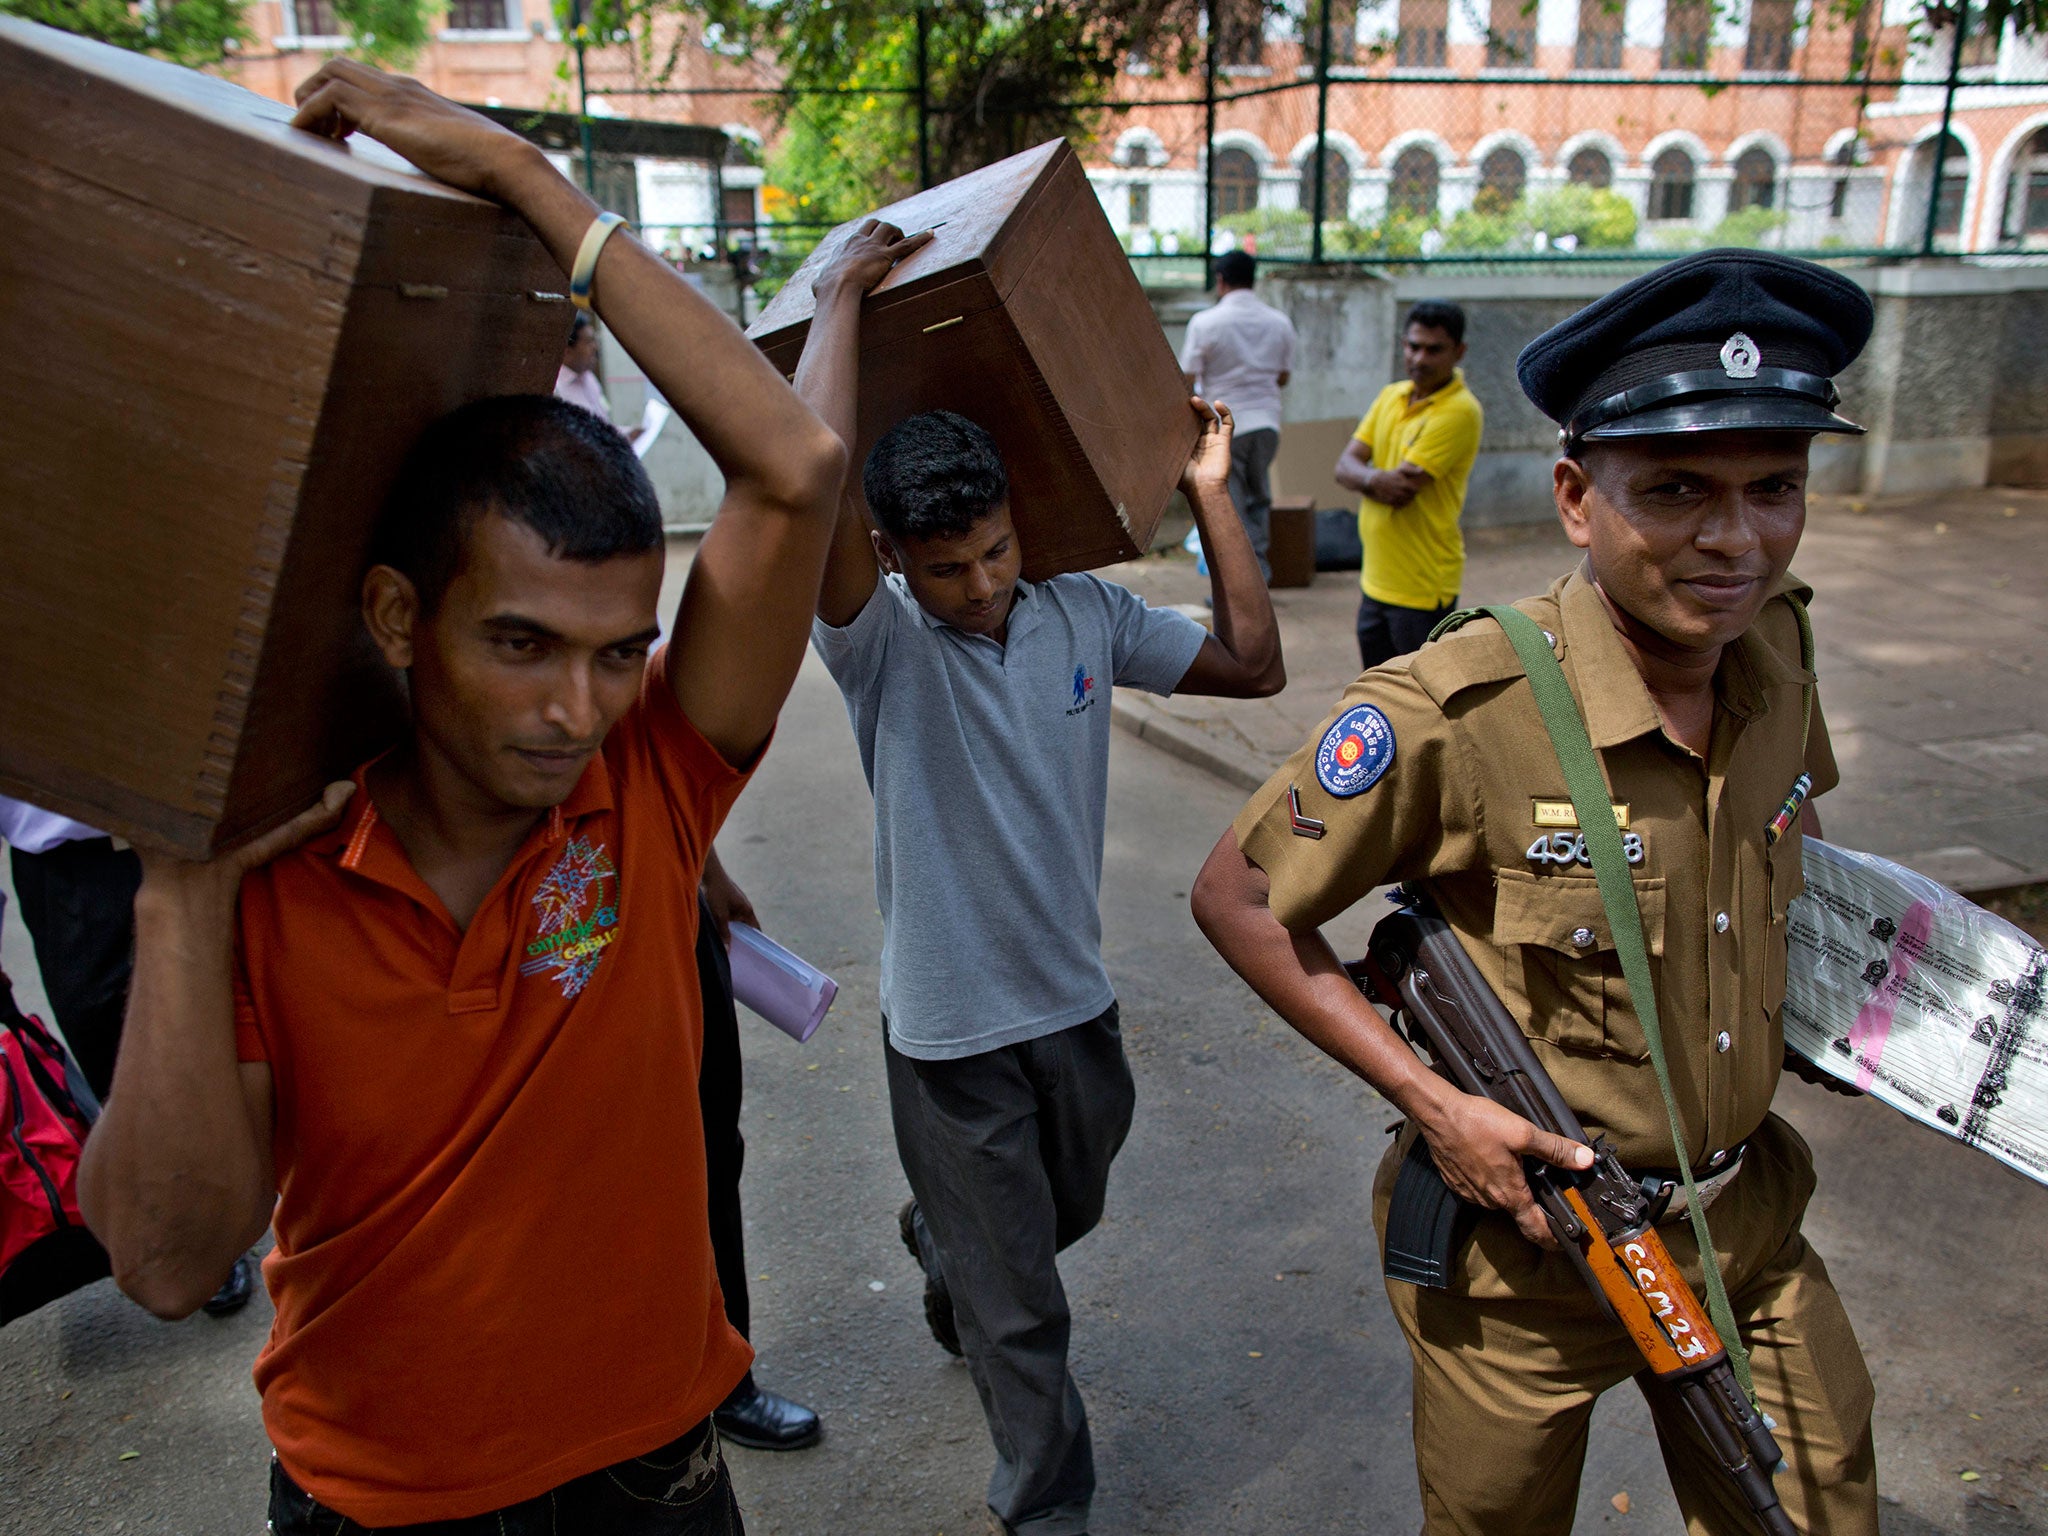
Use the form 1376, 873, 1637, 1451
1179, 250, 1297, 580
554, 311, 651, 449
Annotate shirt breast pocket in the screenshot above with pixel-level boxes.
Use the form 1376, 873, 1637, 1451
1761, 838, 1805, 1021
1492, 868, 1667, 1060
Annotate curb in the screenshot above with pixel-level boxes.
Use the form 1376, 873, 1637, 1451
1109, 695, 1273, 794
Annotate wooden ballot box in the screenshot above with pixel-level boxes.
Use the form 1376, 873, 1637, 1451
1267, 496, 1317, 589
0, 20, 570, 856
747, 141, 1198, 581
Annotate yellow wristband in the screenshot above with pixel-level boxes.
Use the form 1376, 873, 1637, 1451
570, 211, 627, 312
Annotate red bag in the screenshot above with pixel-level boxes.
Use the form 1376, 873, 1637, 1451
0, 977, 109, 1323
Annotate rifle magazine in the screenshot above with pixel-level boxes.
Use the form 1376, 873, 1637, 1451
1383, 1133, 1477, 1290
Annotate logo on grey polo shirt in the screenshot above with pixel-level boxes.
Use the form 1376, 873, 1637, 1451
1066, 664, 1097, 716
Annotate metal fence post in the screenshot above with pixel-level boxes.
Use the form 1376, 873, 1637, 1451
915, 4, 932, 191
1203, 0, 1218, 288
1921, 0, 1969, 256
569, 0, 595, 195
1312, 0, 1333, 262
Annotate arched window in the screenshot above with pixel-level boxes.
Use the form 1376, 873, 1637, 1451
1830, 139, 1857, 219
1649, 147, 1696, 220
1567, 147, 1614, 188
1306, 147, 1352, 219
1212, 147, 1261, 216
1477, 146, 1527, 211
1389, 146, 1441, 220
1922, 132, 1969, 237
1730, 147, 1779, 211
2000, 127, 2048, 245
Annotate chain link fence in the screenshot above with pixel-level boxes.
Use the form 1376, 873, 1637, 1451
553, 0, 2048, 291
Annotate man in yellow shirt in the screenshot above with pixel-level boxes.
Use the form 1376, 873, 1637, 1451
1334, 301, 1485, 670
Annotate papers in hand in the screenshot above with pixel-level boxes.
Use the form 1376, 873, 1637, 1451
727, 922, 838, 1043
1783, 839, 2046, 1186
632, 396, 671, 460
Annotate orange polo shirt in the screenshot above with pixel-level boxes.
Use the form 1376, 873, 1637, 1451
232, 647, 754, 1526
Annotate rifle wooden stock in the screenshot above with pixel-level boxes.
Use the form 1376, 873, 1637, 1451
1561, 1187, 1721, 1376
1351, 890, 1794, 1536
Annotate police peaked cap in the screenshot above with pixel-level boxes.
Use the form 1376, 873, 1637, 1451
1517, 249, 1874, 447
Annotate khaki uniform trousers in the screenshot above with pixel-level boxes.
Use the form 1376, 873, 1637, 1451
1374, 1115, 1878, 1536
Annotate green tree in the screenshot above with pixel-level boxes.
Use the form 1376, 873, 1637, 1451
603, 1, 1259, 218
0, 0, 251, 66
1521, 185, 1637, 248
2, 0, 439, 66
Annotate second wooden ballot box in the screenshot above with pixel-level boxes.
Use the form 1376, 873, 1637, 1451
747, 141, 1198, 580
0, 19, 572, 856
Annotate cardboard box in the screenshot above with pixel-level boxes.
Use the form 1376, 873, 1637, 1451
747, 141, 1198, 581
0, 20, 571, 856
1268, 495, 1317, 589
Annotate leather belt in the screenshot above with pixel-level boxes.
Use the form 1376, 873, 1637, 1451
1634, 1141, 1747, 1225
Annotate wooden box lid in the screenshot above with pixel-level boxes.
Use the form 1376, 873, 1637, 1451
748, 141, 1195, 581
0, 20, 570, 855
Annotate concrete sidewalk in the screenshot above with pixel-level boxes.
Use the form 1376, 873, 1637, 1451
1107, 485, 2048, 894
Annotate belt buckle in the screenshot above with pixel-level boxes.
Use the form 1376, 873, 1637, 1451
1656, 1149, 1745, 1224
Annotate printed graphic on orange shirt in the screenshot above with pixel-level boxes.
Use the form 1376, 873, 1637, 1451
521, 836, 621, 998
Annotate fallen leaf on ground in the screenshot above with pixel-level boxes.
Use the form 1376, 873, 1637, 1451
1961, 1470, 1981, 1482
118, 1451, 139, 1462
1611, 1491, 1631, 1514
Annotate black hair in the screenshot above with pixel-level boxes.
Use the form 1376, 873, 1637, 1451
567, 310, 597, 344
1216, 249, 1257, 288
862, 410, 1009, 543
373, 394, 663, 612
1405, 300, 1466, 344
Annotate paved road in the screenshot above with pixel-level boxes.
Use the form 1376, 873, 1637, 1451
3, 641, 2043, 1534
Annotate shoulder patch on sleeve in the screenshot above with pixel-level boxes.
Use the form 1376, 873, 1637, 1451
1315, 704, 1397, 797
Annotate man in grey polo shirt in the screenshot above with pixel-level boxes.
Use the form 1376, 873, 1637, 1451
799, 220, 1286, 1536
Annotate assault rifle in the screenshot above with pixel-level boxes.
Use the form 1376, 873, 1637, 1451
1349, 888, 1794, 1536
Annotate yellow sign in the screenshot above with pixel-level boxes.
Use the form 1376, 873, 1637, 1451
1532, 799, 1630, 830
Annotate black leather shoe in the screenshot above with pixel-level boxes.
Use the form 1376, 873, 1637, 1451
714, 1381, 821, 1451
201, 1254, 255, 1317
898, 1200, 962, 1357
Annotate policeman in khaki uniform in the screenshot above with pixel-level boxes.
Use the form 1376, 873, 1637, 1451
1191, 251, 1881, 1535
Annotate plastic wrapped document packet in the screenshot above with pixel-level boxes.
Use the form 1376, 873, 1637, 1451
1783, 839, 2046, 1187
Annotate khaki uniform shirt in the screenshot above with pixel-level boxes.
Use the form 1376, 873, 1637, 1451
1235, 567, 1837, 1171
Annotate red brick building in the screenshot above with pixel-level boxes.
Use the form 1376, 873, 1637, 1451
222, 0, 778, 243
1088, 0, 1917, 255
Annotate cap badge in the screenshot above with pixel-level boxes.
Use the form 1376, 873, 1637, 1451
1720, 332, 1761, 379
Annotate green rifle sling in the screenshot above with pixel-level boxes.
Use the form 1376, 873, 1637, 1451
1479, 603, 1758, 1404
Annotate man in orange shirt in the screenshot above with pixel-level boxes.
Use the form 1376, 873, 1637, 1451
74, 64, 889, 1533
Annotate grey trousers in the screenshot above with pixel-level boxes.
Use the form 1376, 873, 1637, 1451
884, 1005, 1135, 1536
1226, 426, 1279, 580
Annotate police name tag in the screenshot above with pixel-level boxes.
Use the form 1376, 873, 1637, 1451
1315, 705, 1395, 798
1532, 798, 1630, 830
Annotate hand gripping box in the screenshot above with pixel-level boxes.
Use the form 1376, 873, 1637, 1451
746, 141, 1198, 581
0, 20, 570, 856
